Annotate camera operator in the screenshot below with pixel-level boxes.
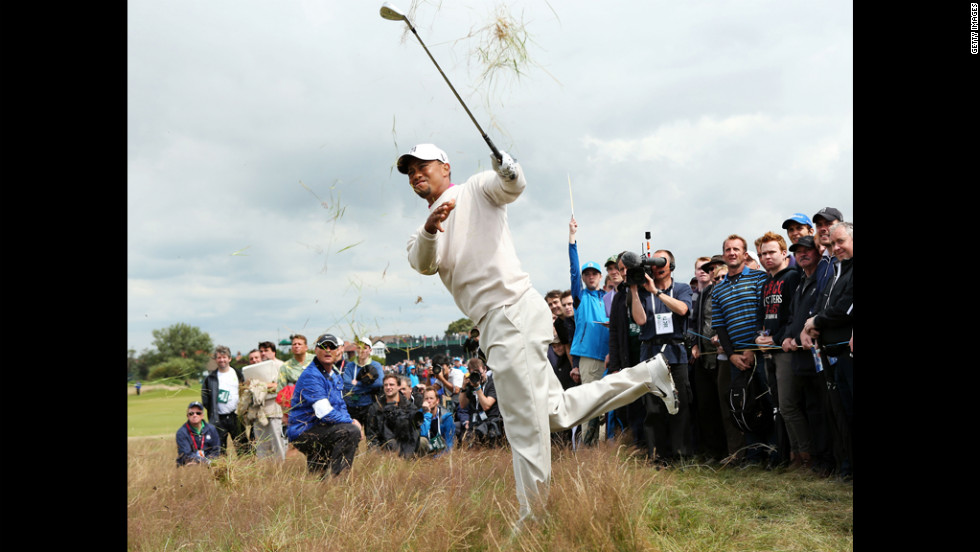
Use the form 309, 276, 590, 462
457, 357, 504, 447
607, 251, 648, 452
397, 375, 423, 407
631, 249, 694, 466
366, 373, 422, 458
463, 328, 482, 359
429, 353, 462, 410
341, 337, 384, 428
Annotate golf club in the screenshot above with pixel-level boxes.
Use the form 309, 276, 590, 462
380, 2, 502, 163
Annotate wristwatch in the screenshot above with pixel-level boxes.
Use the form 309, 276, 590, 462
655, 289, 663, 297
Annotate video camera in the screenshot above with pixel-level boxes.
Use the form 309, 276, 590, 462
621, 232, 667, 286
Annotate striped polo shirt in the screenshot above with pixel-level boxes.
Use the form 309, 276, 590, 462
710, 265, 767, 352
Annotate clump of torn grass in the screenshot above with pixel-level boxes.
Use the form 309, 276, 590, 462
459, 2, 561, 153
464, 3, 562, 95
466, 4, 533, 92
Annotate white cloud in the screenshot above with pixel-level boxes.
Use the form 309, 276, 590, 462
582, 113, 851, 187
127, 0, 853, 355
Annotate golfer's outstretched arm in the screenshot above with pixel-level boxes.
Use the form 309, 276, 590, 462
407, 226, 439, 275
482, 151, 525, 205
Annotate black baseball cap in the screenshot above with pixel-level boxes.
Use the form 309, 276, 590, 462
789, 235, 817, 251
187, 401, 205, 410
314, 333, 342, 350
812, 207, 843, 224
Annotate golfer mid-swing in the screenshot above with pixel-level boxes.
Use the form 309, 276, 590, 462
400, 143, 678, 529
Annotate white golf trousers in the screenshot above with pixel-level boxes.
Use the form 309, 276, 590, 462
478, 287, 653, 520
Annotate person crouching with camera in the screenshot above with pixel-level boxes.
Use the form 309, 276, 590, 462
457, 358, 504, 448
366, 373, 423, 459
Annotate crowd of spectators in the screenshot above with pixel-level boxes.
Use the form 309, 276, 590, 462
175, 207, 851, 484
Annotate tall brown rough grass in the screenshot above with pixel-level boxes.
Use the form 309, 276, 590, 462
128, 436, 852, 551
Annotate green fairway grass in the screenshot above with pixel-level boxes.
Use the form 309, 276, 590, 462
128, 385, 203, 437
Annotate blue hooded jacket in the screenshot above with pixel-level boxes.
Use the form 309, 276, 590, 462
287, 359, 354, 441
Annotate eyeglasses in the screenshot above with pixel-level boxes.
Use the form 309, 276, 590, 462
317, 342, 339, 351
187, 411, 203, 417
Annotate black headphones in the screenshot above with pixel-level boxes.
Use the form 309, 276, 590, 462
661, 249, 676, 272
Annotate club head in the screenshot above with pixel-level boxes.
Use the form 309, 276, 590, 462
380, 2, 407, 21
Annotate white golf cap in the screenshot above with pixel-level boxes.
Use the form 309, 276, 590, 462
397, 143, 449, 174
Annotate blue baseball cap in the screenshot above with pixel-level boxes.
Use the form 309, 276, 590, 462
781, 213, 813, 229
581, 261, 602, 274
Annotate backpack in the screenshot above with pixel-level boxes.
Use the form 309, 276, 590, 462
728, 365, 774, 435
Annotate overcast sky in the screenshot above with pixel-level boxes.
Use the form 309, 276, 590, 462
127, 0, 853, 356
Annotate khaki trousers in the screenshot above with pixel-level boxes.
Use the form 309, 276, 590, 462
253, 416, 287, 461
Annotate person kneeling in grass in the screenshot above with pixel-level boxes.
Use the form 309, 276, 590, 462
176, 401, 221, 467
418, 386, 455, 457
286, 333, 363, 477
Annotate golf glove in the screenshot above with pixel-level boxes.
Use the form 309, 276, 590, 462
492, 151, 518, 181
